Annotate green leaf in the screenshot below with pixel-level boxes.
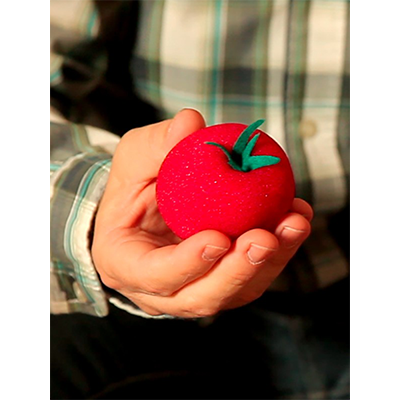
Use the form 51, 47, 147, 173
246, 155, 281, 171
241, 134, 260, 171
205, 142, 243, 171
233, 119, 265, 155
205, 120, 280, 172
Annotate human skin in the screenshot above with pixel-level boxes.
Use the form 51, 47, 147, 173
92, 109, 313, 318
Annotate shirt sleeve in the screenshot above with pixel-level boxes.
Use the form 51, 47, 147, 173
50, 121, 115, 316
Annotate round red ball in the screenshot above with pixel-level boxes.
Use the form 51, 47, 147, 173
156, 121, 295, 239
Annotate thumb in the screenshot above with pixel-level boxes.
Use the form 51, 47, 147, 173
112, 108, 206, 184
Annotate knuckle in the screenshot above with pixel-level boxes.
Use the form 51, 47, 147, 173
227, 271, 253, 289
191, 307, 219, 318
182, 296, 221, 318
142, 281, 174, 297
156, 289, 174, 297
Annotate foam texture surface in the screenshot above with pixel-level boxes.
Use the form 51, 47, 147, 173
156, 123, 295, 239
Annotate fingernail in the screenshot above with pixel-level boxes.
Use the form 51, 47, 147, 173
247, 244, 276, 265
181, 107, 201, 112
168, 108, 200, 134
202, 245, 228, 262
281, 226, 307, 249
180, 107, 206, 125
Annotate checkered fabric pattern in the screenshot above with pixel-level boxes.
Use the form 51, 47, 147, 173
50, 0, 349, 317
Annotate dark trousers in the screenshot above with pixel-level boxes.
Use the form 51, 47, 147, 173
51, 278, 349, 399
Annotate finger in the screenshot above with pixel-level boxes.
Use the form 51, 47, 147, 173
112, 108, 206, 184
275, 212, 311, 249
226, 213, 312, 309
145, 229, 280, 317
260, 212, 312, 271
290, 198, 314, 222
96, 109, 206, 228
113, 230, 231, 297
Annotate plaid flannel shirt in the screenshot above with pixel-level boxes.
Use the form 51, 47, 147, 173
50, 0, 350, 317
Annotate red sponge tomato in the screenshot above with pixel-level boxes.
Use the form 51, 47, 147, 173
156, 119, 295, 239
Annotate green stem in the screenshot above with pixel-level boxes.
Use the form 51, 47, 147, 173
206, 120, 281, 172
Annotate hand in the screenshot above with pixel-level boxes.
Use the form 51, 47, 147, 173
92, 109, 313, 318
